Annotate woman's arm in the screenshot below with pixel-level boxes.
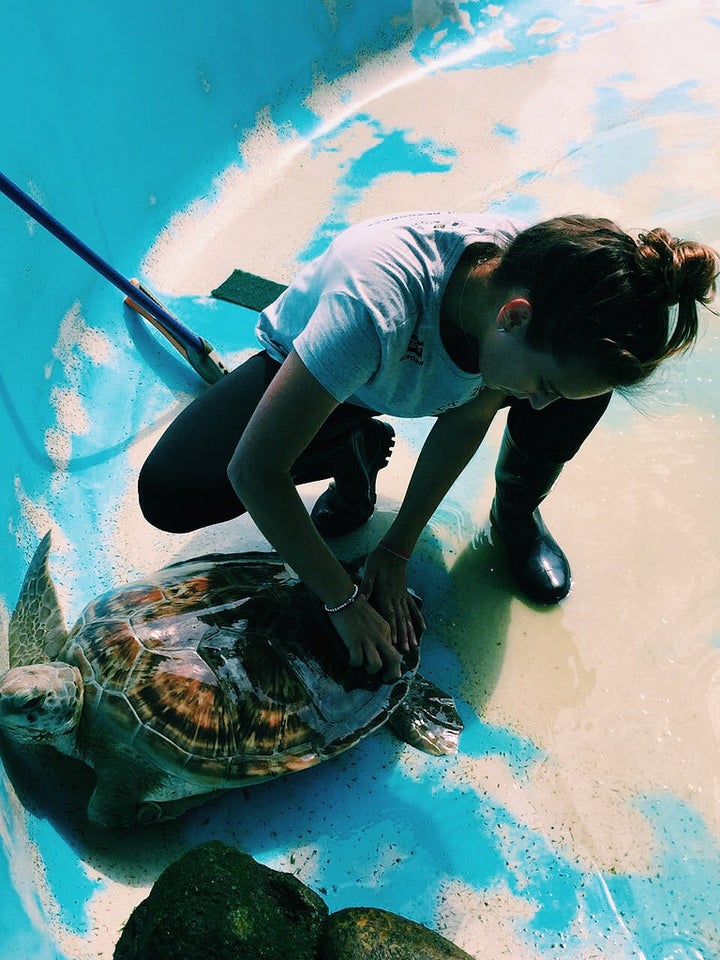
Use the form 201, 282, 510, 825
228, 349, 402, 679
361, 387, 506, 649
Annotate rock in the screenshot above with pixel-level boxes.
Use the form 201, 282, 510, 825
114, 843, 475, 960
114, 841, 328, 960
320, 907, 476, 960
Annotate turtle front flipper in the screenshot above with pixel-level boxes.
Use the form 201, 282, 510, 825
89, 769, 226, 826
386, 675, 463, 756
87, 760, 157, 827
9, 532, 68, 667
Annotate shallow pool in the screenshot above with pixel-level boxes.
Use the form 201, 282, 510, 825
1, 2, 719, 958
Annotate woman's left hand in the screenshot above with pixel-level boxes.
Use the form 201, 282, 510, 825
360, 546, 425, 653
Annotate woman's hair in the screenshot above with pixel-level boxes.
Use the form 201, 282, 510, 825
492, 215, 719, 388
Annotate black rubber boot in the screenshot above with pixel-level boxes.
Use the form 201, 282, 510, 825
490, 428, 571, 604
309, 419, 395, 537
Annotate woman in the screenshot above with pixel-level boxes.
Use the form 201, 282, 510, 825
138, 212, 718, 680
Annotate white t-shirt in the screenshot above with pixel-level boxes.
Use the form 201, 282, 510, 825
256, 211, 523, 417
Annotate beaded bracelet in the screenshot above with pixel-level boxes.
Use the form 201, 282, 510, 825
379, 540, 410, 562
324, 583, 359, 615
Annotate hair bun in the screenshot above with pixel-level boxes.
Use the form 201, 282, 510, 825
637, 228, 718, 308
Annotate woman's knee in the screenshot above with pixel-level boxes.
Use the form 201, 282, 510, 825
138, 456, 247, 533
137, 458, 193, 533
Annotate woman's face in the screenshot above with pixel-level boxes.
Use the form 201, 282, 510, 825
478, 316, 612, 408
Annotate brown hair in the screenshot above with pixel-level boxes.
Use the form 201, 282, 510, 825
492, 215, 719, 388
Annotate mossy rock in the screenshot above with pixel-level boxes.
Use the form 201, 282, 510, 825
320, 907, 475, 960
114, 841, 328, 960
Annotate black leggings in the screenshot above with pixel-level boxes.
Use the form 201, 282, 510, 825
138, 350, 611, 533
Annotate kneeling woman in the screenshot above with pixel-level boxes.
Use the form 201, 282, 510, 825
138, 212, 718, 679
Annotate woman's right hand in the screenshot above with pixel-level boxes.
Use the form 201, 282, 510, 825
329, 597, 403, 681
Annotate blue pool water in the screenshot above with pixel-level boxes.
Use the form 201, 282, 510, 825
1, 2, 719, 958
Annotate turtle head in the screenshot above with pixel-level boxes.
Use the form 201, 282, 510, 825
0, 663, 83, 744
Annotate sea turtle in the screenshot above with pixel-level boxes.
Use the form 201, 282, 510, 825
0, 533, 462, 826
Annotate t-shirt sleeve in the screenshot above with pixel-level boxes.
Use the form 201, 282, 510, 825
292, 291, 383, 402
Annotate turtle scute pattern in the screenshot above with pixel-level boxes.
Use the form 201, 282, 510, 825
61, 553, 416, 787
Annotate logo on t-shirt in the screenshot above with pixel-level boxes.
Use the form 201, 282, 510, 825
433, 386, 484, 414
401, 334, 424, 365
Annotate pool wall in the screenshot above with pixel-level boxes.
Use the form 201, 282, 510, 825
0, 5, 417, 957
1, 0, 413, 566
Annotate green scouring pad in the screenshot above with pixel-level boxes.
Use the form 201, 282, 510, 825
211, 270, 288, 312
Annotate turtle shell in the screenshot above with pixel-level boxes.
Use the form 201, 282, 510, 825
60, 553, 417, 789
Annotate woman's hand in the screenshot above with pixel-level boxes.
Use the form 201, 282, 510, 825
360, 546, 425, 654
329, 598, 403, 681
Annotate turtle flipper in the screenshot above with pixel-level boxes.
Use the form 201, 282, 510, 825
87, 760, 156, 827
136, 790, 228, 824
89, 768, 225, 826
9, 532, 67, 667
386, 674, 463, 756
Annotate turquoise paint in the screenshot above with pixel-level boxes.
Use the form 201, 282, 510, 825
493, 123, 520, 140
574, 124, 658, 190
0, 6, 417, 958
488, 194, 542, 221
178, 716, 612, 954
300, 115, 456, 261
0, 0, 413, 599
459, 706, 544, 779
592, 81, 715, 134
571, 79, 717, 189
517, 170, 545, 185
29, 819, 99, 937
0, 843, 59, 960
604, 794, 720, 958
411, 0, 617, 70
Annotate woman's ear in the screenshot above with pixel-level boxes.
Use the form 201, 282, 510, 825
497, 297, 532, 331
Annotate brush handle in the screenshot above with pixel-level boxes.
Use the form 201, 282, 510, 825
0, 171, 228, 383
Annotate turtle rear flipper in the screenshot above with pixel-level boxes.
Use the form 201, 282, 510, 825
136, 789, 228, 824
387, 674, 463, 756
9, 532, 67, 667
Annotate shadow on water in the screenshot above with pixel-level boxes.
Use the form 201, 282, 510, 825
448, 524, 598, 732
0, 712, 437, 891
0, 734, 191, 884
0, 503, 523, 891
441, 526, 515, 707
